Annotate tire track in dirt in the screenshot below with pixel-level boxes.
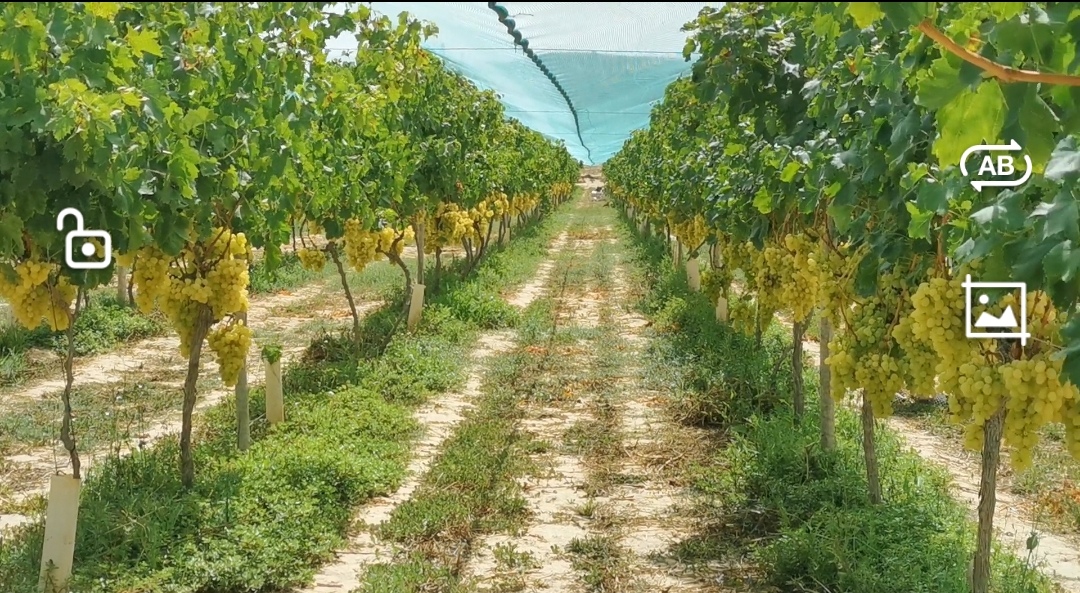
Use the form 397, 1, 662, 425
464, 216, 716, 592
295, 215, 576, 592
300, 330, 516, 593
461, 225, 604, 593
602, 264, 717, 592
0, 282, 382, 534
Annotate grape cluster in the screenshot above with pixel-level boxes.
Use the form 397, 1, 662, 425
672, 214, 709, 254
0, 259, 77, 331
129, 228, 252, 382
510, 192, 539, 217
297, 248, 327, 272
890, 314, 938, 398
339, 218, 413, 271
207, 319, 253, 388
779, 233, 819, 323
728, 295, 757, 337
823, 273, 907, 415
550, 182, 573, 200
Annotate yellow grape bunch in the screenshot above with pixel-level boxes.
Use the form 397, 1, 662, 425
340, 218, 414, 270
550, 182, 573, 200
427, 203, 474, 253
728, 295, 757, 337
129, 228, 251, 381
491, 192, 511, 217
908, 272, 1080, 470
823, 272, 907, 416
778, 233, 819, 324
672, 214, 709, 255
207, 319, 253, 388
751, 242, 787, 316
510, 193, 539, 217
813, 241, 861, 325
297, 248, 327, 272
0, 259, 78, 332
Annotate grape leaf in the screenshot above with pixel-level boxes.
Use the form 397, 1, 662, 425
1046, 136, 1080, 182
126, 29, 163, 58
780, 161, 800, 182
990, 3, 1026, 20
1059, 317, 1080, 387
0, 213, 24, 257
1017, 93, 1060, 172
847, 2, 885, 29
915, 58, 967, 111
1044, 240, 1080, 284
933, 80, 1006, 168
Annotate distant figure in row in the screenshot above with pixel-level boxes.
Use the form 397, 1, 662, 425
591, 186, 605, 201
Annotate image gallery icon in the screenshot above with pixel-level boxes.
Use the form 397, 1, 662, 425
962, 274, 1030, 346
57, 207, 113, 270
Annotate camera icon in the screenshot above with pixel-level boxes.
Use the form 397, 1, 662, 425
57, 208, 112, 270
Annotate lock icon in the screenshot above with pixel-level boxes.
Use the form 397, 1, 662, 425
57, 208, 113, 270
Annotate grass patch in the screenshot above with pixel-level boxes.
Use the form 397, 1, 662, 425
0, 292, 167, 388
625, 210, 1056, 593
565, 534, 630, 593
0, 194, 579, 593
0, 382, 177, 456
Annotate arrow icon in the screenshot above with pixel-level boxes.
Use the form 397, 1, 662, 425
959, 140, 1032, 191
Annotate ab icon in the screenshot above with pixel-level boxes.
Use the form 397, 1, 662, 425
962, 275, 1030, 347
57, 208, 112, 270
960, 140, 1032, 191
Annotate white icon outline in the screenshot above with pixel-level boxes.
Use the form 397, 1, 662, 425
960, 140, 1032, 191
57, 208, 112, 270
962, 274, 1029, 346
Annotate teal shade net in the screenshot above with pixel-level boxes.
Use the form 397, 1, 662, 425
327, 3, 718, 165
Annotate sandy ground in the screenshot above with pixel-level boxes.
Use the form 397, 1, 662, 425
457, 212, 716, 591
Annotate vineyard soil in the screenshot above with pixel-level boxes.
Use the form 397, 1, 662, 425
349, 195, 717, 592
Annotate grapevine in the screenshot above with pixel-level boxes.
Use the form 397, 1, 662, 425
603, 2, 1080, 589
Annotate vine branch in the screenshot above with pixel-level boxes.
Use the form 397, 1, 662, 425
917, 20, 1080, 87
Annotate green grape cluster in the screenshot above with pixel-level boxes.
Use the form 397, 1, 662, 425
0, 259, 77, 331
297, 248, 327, 272
813, 242, 858, 325
207, 319, 253, 388
779, 233, 819, 323
129, 228, 252, 382
753, 243, 788, 314
824, 272, 906, 415
891, 314, 939, 398
728, 296, 757, 337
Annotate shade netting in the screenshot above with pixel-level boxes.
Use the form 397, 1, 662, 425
327, 2, 719, 164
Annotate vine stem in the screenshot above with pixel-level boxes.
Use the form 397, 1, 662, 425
59, 287, 86, 480
328, 243, 362, 341
917, 20, 1080, 86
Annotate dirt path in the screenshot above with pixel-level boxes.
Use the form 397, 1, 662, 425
0, 279, 382, 534
294, 208, 576, 593
770, 310, 1080, 591
458, 205, 714, 592
299, 330, 516, 593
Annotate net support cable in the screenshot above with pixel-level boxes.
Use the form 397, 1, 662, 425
487, 2, 594, 163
